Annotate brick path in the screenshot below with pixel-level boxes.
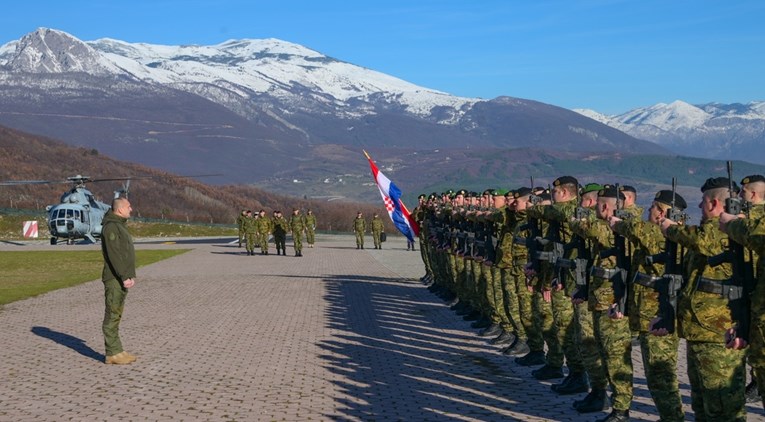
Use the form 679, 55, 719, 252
1, 234, 764, 421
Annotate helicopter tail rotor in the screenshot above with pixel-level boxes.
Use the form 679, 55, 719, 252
115, 179, 131, 199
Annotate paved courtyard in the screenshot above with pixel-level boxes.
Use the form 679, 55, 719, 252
1, 234, 764, 421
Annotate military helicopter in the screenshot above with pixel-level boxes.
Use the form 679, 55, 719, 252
1, 174, 217, 244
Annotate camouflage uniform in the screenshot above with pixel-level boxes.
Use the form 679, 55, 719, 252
236, 211, 246, 247
256, 214, 273, 254
571, 214, 633, 412
724, 205, 765, 408
304, 212, 317, 247
371, 216, 385, 249
413, 203, 434, 278
612, 217, 683, 421
666, 216, 746, 421
353, 216, 366, 248
289, 212, 306, 255
493, 206, 521, 336
244, 215, 258, 255
507, 208, 541, 351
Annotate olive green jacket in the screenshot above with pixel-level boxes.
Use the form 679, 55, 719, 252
101, 210, 136, 283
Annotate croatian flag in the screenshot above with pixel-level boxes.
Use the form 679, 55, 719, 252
364, 151, 419, 242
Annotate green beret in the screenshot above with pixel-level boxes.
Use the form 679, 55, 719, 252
553, 176, 578, 187
654, 190, 687, 210
580, 183, 604, 194
701, 177, 739, 193
493, 188, 508, 196
741, 175, 765, 185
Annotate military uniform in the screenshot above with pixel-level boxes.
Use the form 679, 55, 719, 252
272, 214, 288, 255
371, 215, 385, 249
236, 211, 246, 247
243, 215, 258, 255
304, 211, 317, 247
354, 215, 366, 249
289, 211, 306, 256
256, 213, 273, 254
100, 209, 136, 358
665, 177, 746, 421
611, 191, 685, 421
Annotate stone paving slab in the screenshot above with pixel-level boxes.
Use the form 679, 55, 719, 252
1, 234, 764, 421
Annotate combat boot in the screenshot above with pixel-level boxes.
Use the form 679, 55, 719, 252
479, 324, 502, 337
597, 409, 629, 422
502, 339, 530, 356
574, 388, 608, 413
471, 317, 491, 329
514, 350, 546, 366
105, 351, 135, 365
490, 330, 515, 345
552, 372, 589, 395
531, 364, 564, 380
447, 298, 461, 308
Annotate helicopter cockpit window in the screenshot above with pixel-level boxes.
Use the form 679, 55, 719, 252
56, 209, 66, 219
66, 209, 74, 219
74, 210, 81, 220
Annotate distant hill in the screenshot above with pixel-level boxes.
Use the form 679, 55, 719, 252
0, 125, 394, 232
575, 100, 765, 164
0, 28, 664, 195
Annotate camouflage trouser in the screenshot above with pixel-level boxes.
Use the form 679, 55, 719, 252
500, 266, 525, 338
419, 234, 433, 276
246, 232, 257, 252
576, 302, 607, 389
517, 270, 540, 348
293, 230, 303, 253
639, 332, 683, 422
258, 232, 269, 253
593, 310, 633, 411
373, 231, 382, 248
752, 318, 765, 407
355, 231, 365, 247
686, 341, 746, 422
305, 228, 315, 244
535, 290, 562, 366
551, 287, 583, 373
103, 278, 127, 356
238, 228, 244, 246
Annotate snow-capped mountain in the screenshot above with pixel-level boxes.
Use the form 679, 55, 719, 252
575, 100, 765, 164
0, 28, 660, 185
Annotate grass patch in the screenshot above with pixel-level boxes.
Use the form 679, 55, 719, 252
0, 249, 190, 306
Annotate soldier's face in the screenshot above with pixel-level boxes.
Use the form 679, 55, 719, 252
649, 202, 665, 224
493, 196, 505, 208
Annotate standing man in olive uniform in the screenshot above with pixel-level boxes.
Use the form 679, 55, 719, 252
272, 211, 288, 256
244, 210, 258, 256
236, 210, 247, 247
354, 211, 367, 249
305, 209, 317, 248
289, 209, 306, 257
256, 210, 272, 255
609, 190, 687, 421
659, 177, 747, 421
100, 197, 138, 365
371, 213, 385, 249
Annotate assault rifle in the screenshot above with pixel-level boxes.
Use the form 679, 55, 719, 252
648, 177, 688, 334
708, 162, 755, 342
599, 184, 630, 314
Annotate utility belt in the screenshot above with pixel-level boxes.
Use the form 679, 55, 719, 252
513, 235, 527, 246
695, 276, 744, 300
590, 266, 619, 280
556, 258, 576, 269
633, 272, 661, 289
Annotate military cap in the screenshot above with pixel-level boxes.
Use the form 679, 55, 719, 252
493, 188, 508, 196
580, 183, 604, 194
504, 189, 515, 198
741, 175, 765, 185
482, 188, 496, 196
455, 189, 468, 197
418, 193, 426, 199
553, 176, 579, 187
598, 185, 626, 199
538, 190, 552, 201
620, 185, 637, 193
514, 187, 532, 198
442, 189, 454, 197
654, 190, 688, 210
701, 177, 739, 193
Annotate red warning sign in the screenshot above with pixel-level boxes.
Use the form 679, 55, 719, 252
23, 220, 39, 238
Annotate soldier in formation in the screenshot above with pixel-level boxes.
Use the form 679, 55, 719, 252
416, 171, 765, 422
236, 209, 247, 247
354, 211, 366, 249
289, 209, 306, 257
305, 209, 317, 248
272, 211, 288, 256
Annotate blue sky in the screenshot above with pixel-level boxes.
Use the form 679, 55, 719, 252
1, 0, 763, 114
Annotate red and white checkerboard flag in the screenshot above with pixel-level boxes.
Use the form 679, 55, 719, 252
364, 150, 419, 242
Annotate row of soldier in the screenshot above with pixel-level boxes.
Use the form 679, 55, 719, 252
236, 209, 316, 256
411, 171, 765, 422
